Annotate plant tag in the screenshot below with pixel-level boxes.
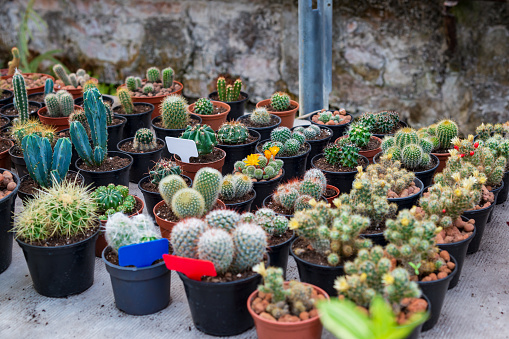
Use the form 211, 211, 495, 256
165, 137, 198, 163
163, 254, 217, 281
118, 238, 169, 268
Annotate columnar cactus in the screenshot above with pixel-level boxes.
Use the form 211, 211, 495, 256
220, 173, 253, 200
256, 265, 289, 303
270, 92, 291, 111
192, 167, 223, 212
45, 90, 73, 117
133, 128, 158, 152
217, 121, 249, 144
230, 79, 242, 101
69, 74, 78, 88
44, 78, 54, 95
149, 159, 182, 185
485, 134, 509, 162
194, 98, 214, 115
161, 95, 189, 129
53, 64, 71, 86
12, 69, 29, 123
217, 77, 227, 102
7, 47, 20, 76
162, 67, 174, 88
250, 107, 271, 125
125, 76, 138, 91
234, 153, 284, 180
83, 79, 98, 93
91, 184, 136, 220
324, 143, 360, 168
435, 120, 458, 150
180, 124, 217, 155
117, 87, 134, 114
105, 213, 161, 252
146, 67, 161, 83
347, 123, 372, 148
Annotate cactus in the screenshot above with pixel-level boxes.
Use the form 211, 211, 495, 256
382, 129, 432, 170
256, 264, 289, 303
10, 119, 56, 147
162, 67, 174, 88
171, 218, 208, 258
348, 123, 372, 148
292, 131, 306, 146
180, 124, 217, 155
44, 93, 60, 117
217, 121, 249, 144
53, 64, 71, 86
171, 188, 206, 219
83, 79, 98, 93
324, 142, 360, 168
135, 77, 143, 88
358, 111, 400, 134
205, 209, 241, 232
231, 79, 242, 101
12, 69, 30, 123
159, 174, 188, 206
146, 67, 161, 83
55, 90, 74, 117
7, 47, 20, 76
143, 84, 153, 94
44, 78, 54, 95
217, 77, 227, 102
105, 213, 161, 253
91, 184, 136, 220
234, 153, 284, 180
364, 155, 416, 195
197, 228, 234, 274
265, 126, 305, 157
273, 183, 300, 211
303, 125, 321, 139
220, 173, 253, 200
161, 95, 189, 129
117, 87, 134, 114
271, 127, 292, 143
485, 134, 509, 162
133, 128, 158, 152
126, 76, 137, 91
230, 223, 267, 272
69, 108, 89, 134
194, 98, 214, 115
69, 73, 78, 88
250, 107, 271, 125
193, 167, 223, 211
395, 128, 419, 148
149, 159, 181, 185
270, 92, 291, 112
250, 208, 289, 236
435, 120, 458, 150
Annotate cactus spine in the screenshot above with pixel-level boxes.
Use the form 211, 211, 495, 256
117, 88, 134, 114
171, 218, 208, 258
250, 108, 271, 125
125, 76, 137, 91
217, 77, 227, 101
161, 95, 188, 129
162, 67, 174, 88
220, 173, 253, 200
159, 175, 188, 206
230, 223, 267, 272
180, 124, 217, 155
198, 228, 234, 274
192, 167, 223, 211
217, 121, 249, 144
194, 98, 214, 115
146, 67, 161, 83
149, 159, 181, 185
12, 69, 29, 123
436, 120, 458, 150
270, 92, 291, 112
133, 128, 157, 151
172, 188, 206, 220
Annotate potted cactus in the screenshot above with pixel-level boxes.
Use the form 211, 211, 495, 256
356, 110, 407, 138
483, 133, 509, 203
220, 172, 256, 212
216, 121, 261, 174
153, 167, 225, 238
308, 108, 352, 141
209, 77, 249, 120
247, 263, 329, 339
289, 200, 372, 296
237, 107, 282, 141
169, 209, 267, 336
102, 213, 171, 315
117, 128, 164, 183
187, 97, 230, 131
0, 69, 54, 95
37, 89, 81, 131
73, 79, 114, 108
0, 88, 14, 107
124, 66, 183, 117
0, 69, 41, 119
292, 124, 333, 170
69, 88, 133, 188
234, 152, 285, 209
52, 64, 94, 98
256, 92, 299, 129
256, 126, 312, 181
26, 78, 53, 107
12, 180, 99, 297
0, 169, 19, 274
418, 119, 459, 173
138, 158, 192, 219
113, 88, 154, 139
336, 123, 382, 163
174, 124, 226, 179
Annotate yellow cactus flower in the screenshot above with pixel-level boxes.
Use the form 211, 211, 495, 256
244, 154, 260, 167
360, 273, 367, 283
449, 149, 459, 157
309, 198, 318, 207
451, 172, 461, 182
382, 274, 395, 285
333, 198, 342, 208
401, 218, 409, 227
353, 181, 363, 190
252, 262, 267, 277
454, 189, 462, 197
334, 278, 350, 292
289, 219, 300, 230
467, 134, 474, 142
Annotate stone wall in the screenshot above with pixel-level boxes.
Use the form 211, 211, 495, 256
1, 0, 508, 133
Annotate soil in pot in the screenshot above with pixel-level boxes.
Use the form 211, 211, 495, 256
323, 185, 340, 205
0, 90, 13, 103
0, 117, 9, 129
220, 190, 256, 212
19, 171, 84, 196
310, 108, 352, 126
0, 73, 53, 92
312, 154, 368, 173
27, 92, 44, 104
238, 115, 280, 129
118, 139, 165, 153
189, 103, 228, 116
113, 103, 154, 139
140, 176, 192, 193
0, 102, 40, 117
113, 103, 152, 115
77, 156, 131, 172
175, 148, 224, 164
129, 80, 182, 98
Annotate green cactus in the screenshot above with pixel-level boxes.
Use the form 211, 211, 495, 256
250, 108, 271, 126
180, 124, 217, 155
194, 98, 214, 115
475, 123, 493, 142
83, 80, 98, 93
171, 218, 208, 258
133, 128, 158, 152
364, 156, 416, 195
292, 131, 306, 146
146, 67, 161, 83
348, 123, 372, 148
91, 184, 136, 220
44, 93, 60, 117
395, 128, 419, 149
303, 125, 321, 139
44, 78, 54, 95
117, 87, 134, 114
161, 95, 189, 129
381, 136, 395, 152
217, 77, 227, 102
10, 119, 56, 147
271, 127, 292, 143
126, 76, 138, 91
273, 183, 300, 211
149, 159, 182, 185
401, 144, 425, 169
485, 134, 509, 162
171, 188, 206, 219
270, 92, 291, 112
220, 173, 253, 200
69, 73, 78, 88
159, 174, 188, 206
162, 67, 174, 88
143, 84, 153, 94
205, 209, 241, 232
299, 176, 325, 200
69, 108, 89, 135
282, 139, 301, 156
235, 153, 284, 180
324, 143, 360, 168
249, 208, 289, 236
105, 213, 161, 253
435, 120, 458, 150
12, 69, 29, 123
197, 228, 234, 274
318, 111, 333, 123
230, 223, 267, 272
256, 265, 289, 303
135, 77, 143, 89
7, 47, 20, 76
49, 90, 74, 117
217, 121, 249, 144
230, 79, 242, 101
53, 64, 71, 86
192, 167, 223, 211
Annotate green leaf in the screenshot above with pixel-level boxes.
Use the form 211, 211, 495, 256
27, 49, 62, 72
317, 299, 373, 339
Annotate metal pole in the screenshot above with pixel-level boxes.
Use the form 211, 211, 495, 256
298, 0, 332, 116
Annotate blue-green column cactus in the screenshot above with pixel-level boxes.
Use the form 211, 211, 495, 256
44, 78, 54, 95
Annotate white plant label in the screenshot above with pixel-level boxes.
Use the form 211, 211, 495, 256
165, 137, 198, 163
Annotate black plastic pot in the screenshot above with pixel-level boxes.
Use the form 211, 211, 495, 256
406, 294, 430, 339
0, 169, 19, 274
0, 89, 13, 107
76, 151, 133, 189
107, 116, 127, 151
0, 101, 41, 119
372, 121, 408, 139
237, 114, 281, 141
307, 113, 352, 141
262, 194, 327, 219
27, 92, 45, 107
178, 271, 262, 336
209, 91, 249, 121
102, 246, 171, 315
223, 190, 257, 213
487, 182, 503, 223
251, 169, 285, 209
438, 222, 475, 289
113, 102, 154, 139
268, 232, 294, 279
290, 238, 344, 297
16, 229, 99, 297
117, 137, 164, 183
311, 153, 369, 194
388, 178, 423, 212
292, 125, 333, 170
217, 129, 260, 175
9, 145, 28, 178
496, 170, 509, 204
74, 95, 114, 107
151, 114, 202, 158
463, 203, 494, 254
17, 171, 84, 202
361, 232, 387, 247
257, 140, 311, 182
418, 255, 457, 331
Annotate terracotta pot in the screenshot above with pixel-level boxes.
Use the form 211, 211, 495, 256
256, 99, 299, 129
174, 147, 226, 180
431, 152, 450, 174
37, 105, 81, 131
95, 195, 144, 257
0, 138, 13, 170
54, 78, 97, 99
0, 73, 55, 95
154, 199, 226, 239
325, 184, 340, 206
120, 80, 184, 119
187, 101, 230, 131
335, 135, 382, 164
247, 282, 329, 339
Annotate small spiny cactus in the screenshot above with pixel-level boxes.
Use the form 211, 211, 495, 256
105, 213, 161, 253
217, 121, 249, 144
133, 128, 158, 152
162, 67, 174, 88
117, 87, 134, 114
270, 92, 291, 112
194, 98, 214, 115
250, 107, 272, 126
161, 95, 188, 129
53, 64, 71, 86
146, 67, 161, 83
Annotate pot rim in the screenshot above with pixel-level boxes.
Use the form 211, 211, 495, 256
120, 80, 184, 100
151, 113, 202, 132
76, 151, 133, 173
223, 189, 257, 207
101, 245, 167, 272
208, 90, 250, 104
109, 114, 127, 126
289, 237, 345, 271
437, 221, 477, 247
16, 227, 100, 250
112, 102, 155, 117
237, 113, 281, 130
178, 267, 262, 286
188, 100, 231, 118
311, 153, 369, 175
217, 129, 261, 148
416, 254, 458, 286
37, 105, 82, 121
256, 99, 299, 114
488, 180, 505, 193
249, 168, 286, 185
0, 101, 42, 116
256, 139, 312, 159
268, 230, 295, 250
307, 111, 352, 128
0, 138, 13, 155
116, 137, 165, 156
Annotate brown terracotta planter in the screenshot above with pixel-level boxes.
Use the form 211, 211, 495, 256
37, 105, 81, 132
121, 80, 184, 119
154, 199, 226, 239
0, 73, 55, 95
335, 135, 382, 164
325, 184, 340, 206
0, 138, 13, 170
174, 147, 226, 180
187, 101, 231, 131
94, 195, 144, 257
256, 99, 299, 129
54, 78, 97, 99
431, 152, 450, 174
247, 282, 329, 339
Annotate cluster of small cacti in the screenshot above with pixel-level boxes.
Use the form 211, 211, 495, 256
357, 111, 400, 134
7, 47, 20, 76
69, 88, 109, 167
220, 173, 253, 200
241, 208, 289, 236
217, 121, 249, 144
381, 127, 433, 170
13, 180, 98, 242
293, 124, 322, 140
484, 134, 509, 161
311, 108, 351, 126
249, 107, 272, 126
161, 95, 189, 130
346, 123, 372, 148
159, 168, 222, 220
148, 159, 182, 185
125, 76, 143, 91
44, 90, 74, 117
362, 155, 416, 196
91, 184, 136, 221
117, 88, 134, 114
475, 122, 505, 141
125, 67, 174, 90
12, 69, 30, 123
133, 128, 158, 152
171, 208, 266, 274
262, 126, 306, 157
22, 134, 72, 188
290, 200, 372, 266
193, 98, 214, 115
270, 92, 291, 111
234, 153, 284, 180
52, 64, 90, 88
105, 213, 161, 252
323, 142, 360, 168
217, 77, 243, 102
418, 119, 459, 151
180, 124, 217, 155
10, 119, 56, 147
